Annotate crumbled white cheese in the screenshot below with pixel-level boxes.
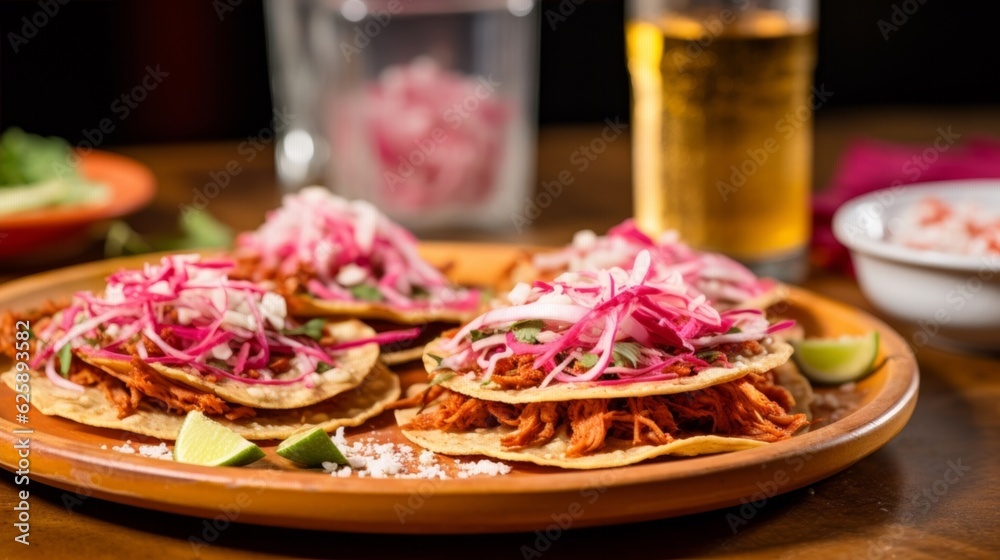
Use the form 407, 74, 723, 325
104, 284, 125, 304
211, 343, 234, 361
112, 441, 135, 454
507, 282, 532, 306
148, 280, 172, 296
108, 440, 174, 460
137, 443, 174, 460
223, 309, 257, 331
335, 263, 369, 287
572, 229, 598, 250
260, 292, 287, 330
325, 427, 510, 480
211, 289, 228, 314
418, 450, 435, 465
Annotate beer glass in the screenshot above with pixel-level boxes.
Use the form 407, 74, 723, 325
627, 0, 817, 281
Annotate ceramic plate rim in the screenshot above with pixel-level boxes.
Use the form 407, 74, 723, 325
0, 243, 920, 531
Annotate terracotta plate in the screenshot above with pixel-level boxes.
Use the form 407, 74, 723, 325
0, 244, 919, 534
0, 150, 156, 258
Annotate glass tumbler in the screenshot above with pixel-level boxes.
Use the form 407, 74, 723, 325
627, 0, 818, 281
266, 0, 539, 232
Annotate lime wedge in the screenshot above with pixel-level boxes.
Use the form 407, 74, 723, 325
173, 411, 265, 466
276, 427, 347, 467
791, 331, 880, 384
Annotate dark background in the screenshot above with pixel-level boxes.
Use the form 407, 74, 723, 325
2, 0, 998, 146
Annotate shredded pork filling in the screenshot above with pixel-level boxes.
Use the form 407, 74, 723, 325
1, 307, 256, 421
407, 371, 809, 458
230, 254, 315, 298
476, 340, 765, 390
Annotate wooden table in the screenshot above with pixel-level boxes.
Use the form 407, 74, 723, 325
2, 111, 999, 559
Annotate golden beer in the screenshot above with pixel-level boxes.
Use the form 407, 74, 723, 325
628, 10, 816, 269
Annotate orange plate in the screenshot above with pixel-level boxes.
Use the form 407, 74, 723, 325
0, 243, 919, 533
0, 150, 155, 258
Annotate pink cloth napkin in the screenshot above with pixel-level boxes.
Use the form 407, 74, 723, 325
811, 137, 1000, 272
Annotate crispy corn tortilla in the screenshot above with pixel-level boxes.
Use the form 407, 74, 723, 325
397, 410, 765, 469
2, 364, 399, 441
774, 360, 814, 419
395, 364, 812, 469
740, 283, 788, 312
289, 294, 476, 325
422, 337, 795, 403
380, 346, 426, 365
373, 320, 452, 366
83, 320, 379, 409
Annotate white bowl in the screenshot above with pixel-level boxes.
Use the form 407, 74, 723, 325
833, 179, 1000, 353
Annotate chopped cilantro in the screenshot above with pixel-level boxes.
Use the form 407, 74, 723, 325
349, 284, 383, 302
469, 330, 487, 342
726, 326, 742, 334
513, 326, 541, 344
511, 319, 544, 344
426, 353, 444, 366
577, 352, 599, 368
316, 362, 334, 373
281, 318, 326, 341
411, 286, 431, 298
429, 372, 456, 387
207, 359, 230, 371
695, 350, 724, 363
57, 344, 72, 377
612, 342, 643, 368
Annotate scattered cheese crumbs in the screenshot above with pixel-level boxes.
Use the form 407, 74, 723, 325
107, 440, 173, 460
418, 450, 435, 465
137, 442, 174, 460
112, 441, 136, 454
326, 428, 511, 479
